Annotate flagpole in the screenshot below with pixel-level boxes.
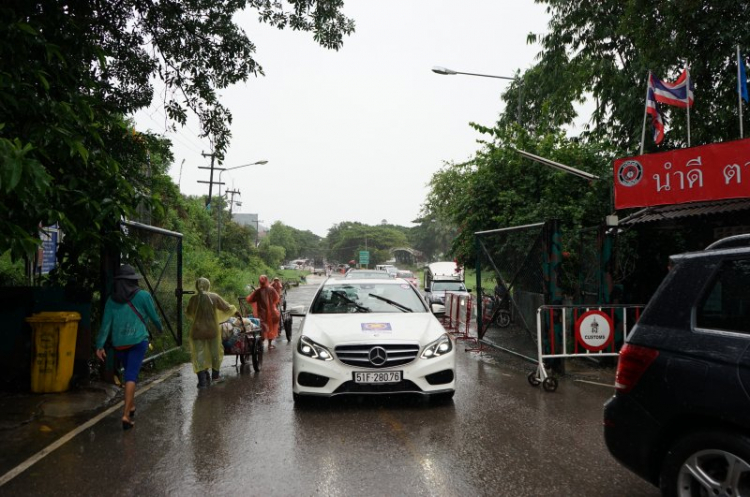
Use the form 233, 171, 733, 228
685, 64, 691, 147
739, 45, 744, 139
640, 71, 651, 155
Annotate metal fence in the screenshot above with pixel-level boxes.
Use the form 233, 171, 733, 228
530, 304, 644, 391
473, 221, 560, 362
119, 220, 185, 361
442, 292, 473, 340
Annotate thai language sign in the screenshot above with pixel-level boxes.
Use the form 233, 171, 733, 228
613, 138, 750, 209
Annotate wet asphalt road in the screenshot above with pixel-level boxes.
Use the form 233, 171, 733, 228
0, 275, 659, 497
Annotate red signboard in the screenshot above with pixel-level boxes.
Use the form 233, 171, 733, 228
613, 138, 750, 209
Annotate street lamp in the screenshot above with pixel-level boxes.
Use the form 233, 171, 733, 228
217, 160, 269, 254
432, 65, 523, 124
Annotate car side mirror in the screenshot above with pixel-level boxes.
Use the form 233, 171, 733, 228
289, 305, 306, 317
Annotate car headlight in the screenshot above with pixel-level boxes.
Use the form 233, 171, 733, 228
421, 334, 453, 359
297, 336, 334, 361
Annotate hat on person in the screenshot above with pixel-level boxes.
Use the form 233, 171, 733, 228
114, 264, 142, 280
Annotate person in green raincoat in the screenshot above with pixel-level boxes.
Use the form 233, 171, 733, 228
186, 278, 236, 387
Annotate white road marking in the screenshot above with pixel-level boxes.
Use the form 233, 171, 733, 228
573, 379, 615, 388
0, 366, 181, 488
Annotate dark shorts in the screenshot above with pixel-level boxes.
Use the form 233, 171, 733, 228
116, 340, 149, 383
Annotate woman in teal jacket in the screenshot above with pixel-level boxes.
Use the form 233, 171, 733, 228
96, 264, 162, 430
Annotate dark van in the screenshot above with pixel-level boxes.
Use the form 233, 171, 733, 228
603, 235, 750, 496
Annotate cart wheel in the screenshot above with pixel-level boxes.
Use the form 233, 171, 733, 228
542, 377, 559, 392
498, 311, 511, 328
527, 372, 541, 387
251, 336, 263, 372
284, 316, 293, 341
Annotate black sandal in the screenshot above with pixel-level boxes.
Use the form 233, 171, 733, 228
122, 418, 135, 431
129, 409, 136, 419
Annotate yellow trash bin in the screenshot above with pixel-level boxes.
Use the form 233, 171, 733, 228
26, 312, 81, 393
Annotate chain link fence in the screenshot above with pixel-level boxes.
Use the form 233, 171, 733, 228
119, 220, 185, 361
474, 221, 559, 362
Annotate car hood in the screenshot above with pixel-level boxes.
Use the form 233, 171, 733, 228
301, 313, 447, 346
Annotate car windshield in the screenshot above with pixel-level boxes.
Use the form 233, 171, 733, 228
396, 271, 414, 278
311, 282, 426, 314
344, 271, 391, 279
432, 281, 466, 292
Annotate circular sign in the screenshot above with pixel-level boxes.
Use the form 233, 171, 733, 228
617, 160, 643, 187
575, 310, 614, 352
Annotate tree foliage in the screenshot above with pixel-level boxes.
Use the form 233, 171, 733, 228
258, 238, 286, 269
519, 0, 750, 153
0, 1, 354, 285
325, 222, 409, 265
423, 124, 612, 264
423, 1, 750, 266
267, 221, 299, 259
409, 214, 456, 262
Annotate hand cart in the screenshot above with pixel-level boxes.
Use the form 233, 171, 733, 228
221, 299, 263, 372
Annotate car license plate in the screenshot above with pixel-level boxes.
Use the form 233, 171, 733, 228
353, 371, 402, 384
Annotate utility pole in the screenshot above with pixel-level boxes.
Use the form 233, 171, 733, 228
197, 151, 224, 211
254, 218, 264, 247
217, 189, 240, 255
226, 189, 241, 216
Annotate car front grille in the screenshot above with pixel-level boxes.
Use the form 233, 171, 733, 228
335, 343, 420, 368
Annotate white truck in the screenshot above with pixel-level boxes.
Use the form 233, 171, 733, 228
423, 262, 469, 314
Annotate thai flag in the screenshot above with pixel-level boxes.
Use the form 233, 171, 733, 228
651, 68, 694, 108
647, 77, 665, 144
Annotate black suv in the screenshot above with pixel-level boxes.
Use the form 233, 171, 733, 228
604, 235, 750, 496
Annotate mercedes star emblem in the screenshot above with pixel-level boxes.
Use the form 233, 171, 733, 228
368, 346, 387, 366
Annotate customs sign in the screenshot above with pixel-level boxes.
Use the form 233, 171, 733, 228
575, 310, 614, 352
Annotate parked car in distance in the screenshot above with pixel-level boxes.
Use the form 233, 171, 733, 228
385, 266, 399, 278
395, 270, 419, 288
292, 278, 456, 404
375, 264, 396, 272
343, 270, 391, 279
603, 234, 750, 496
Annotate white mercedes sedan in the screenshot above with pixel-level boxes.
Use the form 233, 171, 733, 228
292, 278, 456, 404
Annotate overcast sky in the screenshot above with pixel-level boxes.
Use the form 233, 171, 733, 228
134, 1, 552, 237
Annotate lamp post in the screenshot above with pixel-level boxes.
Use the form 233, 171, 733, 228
217, 160, 269, 254
432, 65, 523, 124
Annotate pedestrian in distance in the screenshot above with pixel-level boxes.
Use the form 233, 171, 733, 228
186, 278, 237, 388
246, 275, 280, 350
96, 264, 163, 431
271, 277, 285, 338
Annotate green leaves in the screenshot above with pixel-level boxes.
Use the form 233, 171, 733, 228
0, 0, 354, 289
15, 22, 38, 36
423, 126, 611, 265
520, 0, 750, 151
0, 137, 49, 194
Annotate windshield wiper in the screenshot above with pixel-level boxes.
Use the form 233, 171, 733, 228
368, 293, 413, 313
331, 291, 371, 312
